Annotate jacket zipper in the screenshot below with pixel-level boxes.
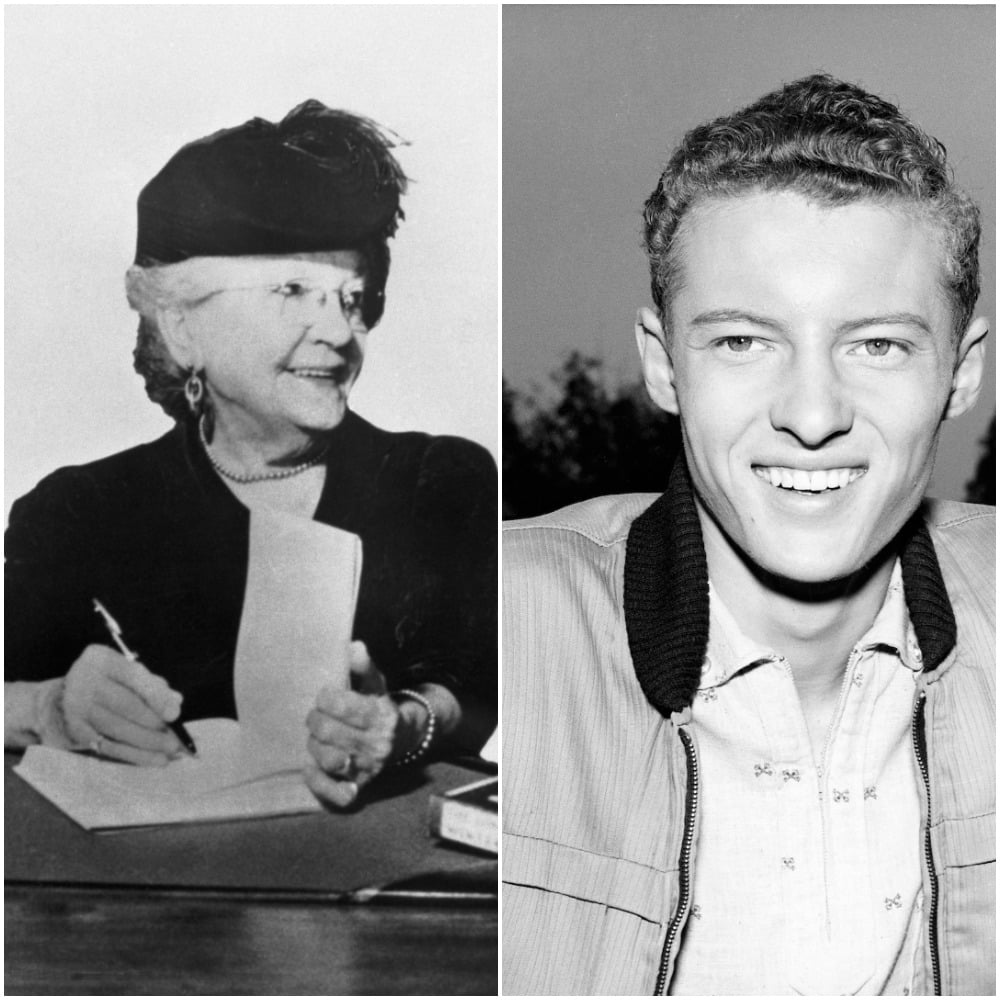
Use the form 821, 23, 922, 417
912, 691, 941, 995
655, 724, 699, 995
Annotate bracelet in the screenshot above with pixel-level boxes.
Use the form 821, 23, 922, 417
392, 689, 436, 766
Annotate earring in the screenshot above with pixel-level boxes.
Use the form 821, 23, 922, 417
184, 369, 204, 416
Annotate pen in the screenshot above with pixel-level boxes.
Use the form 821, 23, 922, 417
92, 598, 198, 756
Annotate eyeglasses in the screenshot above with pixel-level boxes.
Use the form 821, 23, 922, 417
198, 278, 369, 326
272, 279, 364, 310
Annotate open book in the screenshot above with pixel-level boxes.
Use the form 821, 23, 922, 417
15, 509, 360, 831
15, 719, 323, 830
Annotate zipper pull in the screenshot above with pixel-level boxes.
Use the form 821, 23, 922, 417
670, 707, 692, 728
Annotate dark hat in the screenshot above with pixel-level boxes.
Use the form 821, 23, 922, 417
135, 100, 406, 265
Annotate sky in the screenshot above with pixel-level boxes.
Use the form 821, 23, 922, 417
503, 5, 996, 499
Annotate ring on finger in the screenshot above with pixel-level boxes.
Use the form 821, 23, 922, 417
337, 752, 355, 778
89, 737, 103, 756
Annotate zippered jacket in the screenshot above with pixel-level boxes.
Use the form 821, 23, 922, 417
502, 460, 995, 996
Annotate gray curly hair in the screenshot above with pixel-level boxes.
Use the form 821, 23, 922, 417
132, 312, 189, 423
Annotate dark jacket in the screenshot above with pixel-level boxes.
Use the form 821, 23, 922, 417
6, 412, 497, 721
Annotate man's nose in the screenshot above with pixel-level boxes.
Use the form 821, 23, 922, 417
769, 351, 854, 447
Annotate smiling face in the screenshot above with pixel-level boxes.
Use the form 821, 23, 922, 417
167, 251, 370, 449
637, 191, 987, 586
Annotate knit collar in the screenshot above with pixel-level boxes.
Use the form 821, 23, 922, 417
623, 457, 957, 719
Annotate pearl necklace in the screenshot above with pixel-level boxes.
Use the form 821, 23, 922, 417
198, 418, 327, 484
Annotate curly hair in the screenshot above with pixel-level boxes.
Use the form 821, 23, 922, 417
643, 74, 981, 340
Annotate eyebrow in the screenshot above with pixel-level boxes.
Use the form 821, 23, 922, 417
836, 312, 933, 335
690, 309, 783, 331
689, 309, 933, 336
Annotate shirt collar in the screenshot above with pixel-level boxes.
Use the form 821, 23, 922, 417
701, 560, 923, 691
701, 582, 774, 688
862, 561, 924, 671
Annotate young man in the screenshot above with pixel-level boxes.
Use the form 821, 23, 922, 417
502, 75, 994, 996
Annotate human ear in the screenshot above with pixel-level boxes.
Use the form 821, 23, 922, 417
157, 306, 202, 371
944, 316, 989, 420
634, 307, 679, 415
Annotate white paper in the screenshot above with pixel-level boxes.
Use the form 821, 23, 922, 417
76, 719, 297, 798
234, 509, 362, 767
480, 727, 499, 764
14, 514, 362, 829
15, 721, 322, 830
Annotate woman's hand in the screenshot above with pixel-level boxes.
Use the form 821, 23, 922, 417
46, 644, 187, 766
305, 641, 427, 808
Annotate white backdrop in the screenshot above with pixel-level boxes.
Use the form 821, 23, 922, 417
5, 5, 498, 516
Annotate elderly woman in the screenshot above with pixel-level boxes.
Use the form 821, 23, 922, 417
4, 100, 496, 808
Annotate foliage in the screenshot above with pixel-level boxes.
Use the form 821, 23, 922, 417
503, 353, 681, 519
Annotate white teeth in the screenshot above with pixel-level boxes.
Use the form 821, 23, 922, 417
754, 466, 865, 493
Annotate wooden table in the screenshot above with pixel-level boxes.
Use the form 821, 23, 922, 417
5, 754, 497, 995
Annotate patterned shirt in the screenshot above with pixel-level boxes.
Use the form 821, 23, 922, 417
670, 562, 928, 996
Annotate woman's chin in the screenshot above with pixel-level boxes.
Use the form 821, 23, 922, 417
293, 406, 350, 436
280, 390, 352, 435
211, 377, 355, 445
